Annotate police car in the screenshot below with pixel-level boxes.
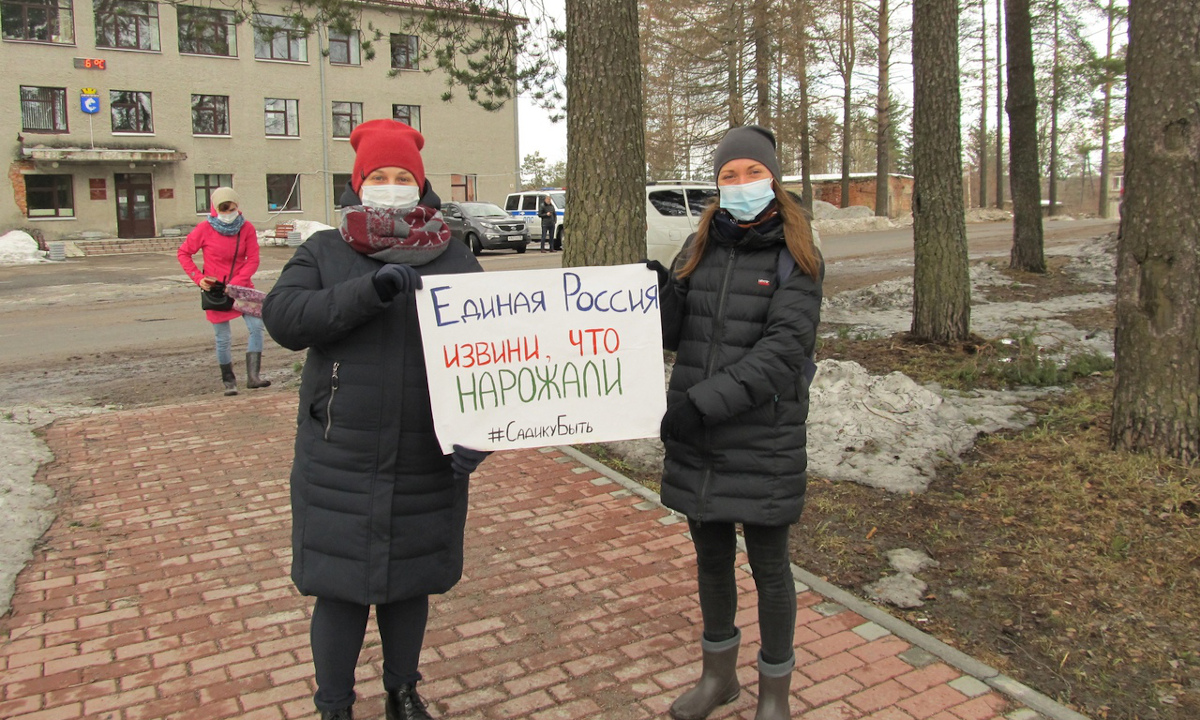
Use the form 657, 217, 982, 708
504, 189, 565, 250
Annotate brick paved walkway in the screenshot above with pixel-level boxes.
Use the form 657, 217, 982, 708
2, 393, 1027, 720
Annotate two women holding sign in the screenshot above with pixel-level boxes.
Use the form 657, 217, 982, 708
265, 120, 820, 720
656, 125, 824, 720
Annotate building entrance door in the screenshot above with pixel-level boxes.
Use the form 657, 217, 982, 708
114, 173, 156, 238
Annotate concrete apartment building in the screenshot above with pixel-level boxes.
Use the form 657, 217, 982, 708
2, 0, 521, 241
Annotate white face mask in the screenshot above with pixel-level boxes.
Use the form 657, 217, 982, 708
719, 177, 776, 221
217, 211, 240, 224
360, 184, 421, 211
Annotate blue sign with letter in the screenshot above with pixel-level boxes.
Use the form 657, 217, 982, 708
80, 95, 100, 114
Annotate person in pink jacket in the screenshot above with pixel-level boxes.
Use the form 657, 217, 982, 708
177, 187, 271, 395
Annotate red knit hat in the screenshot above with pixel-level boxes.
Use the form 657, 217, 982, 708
349, 119, 426, 193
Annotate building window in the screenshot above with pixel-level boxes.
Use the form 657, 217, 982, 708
195, 173, 232, 213
264, 98, 299, 137
25, 174, 74, 217
331, 101, 361, 139
327, 27, 358, 65
94, 0, 159, 51
20, 85, 67, 133
2, 0, 75, 43
177, 5, 235, 56
266, 174, 301, 211
109, 90, 152, 133
392, 104, 420, 131
389, 33, 418, 70
331, 172, 351, 207
253, 13, 306, 62
451, 174, 476, 202
191, 94, 229, 135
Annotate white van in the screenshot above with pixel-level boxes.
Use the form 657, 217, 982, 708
645, 181, 719, 266
504, 189, 566, 249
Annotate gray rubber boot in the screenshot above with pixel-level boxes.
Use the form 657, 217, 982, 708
245, 352, 271, 389
669, 629, 741, 720
219, 363, 238, 396
752, 652, 795, 720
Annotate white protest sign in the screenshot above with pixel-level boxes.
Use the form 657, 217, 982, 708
415, 264, 666, 453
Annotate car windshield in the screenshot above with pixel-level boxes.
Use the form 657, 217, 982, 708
461, 202, 508, 218
549, 192, 566, 209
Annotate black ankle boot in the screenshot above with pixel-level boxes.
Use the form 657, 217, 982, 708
219, 363, 238, 396
320, 706, 352, 720
386, 683, 433, 720
246, 351, 271, 388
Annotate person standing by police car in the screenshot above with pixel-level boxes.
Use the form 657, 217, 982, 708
537, 195, 557, 252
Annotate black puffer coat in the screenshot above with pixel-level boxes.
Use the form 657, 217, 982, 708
262, 208, 482, 605
659, 216, 823, 526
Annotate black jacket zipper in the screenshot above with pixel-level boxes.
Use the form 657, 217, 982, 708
696, 247, 738, 521
324, 361, 340, 441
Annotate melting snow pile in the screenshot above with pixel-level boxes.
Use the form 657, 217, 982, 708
0, 231, 47, 265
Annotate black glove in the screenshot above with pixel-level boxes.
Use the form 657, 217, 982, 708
643, 256, 672, 288
642, 259, 669, 288
450, 444, 491, 481
372, 264, 423, 302
660, 396, 705, 441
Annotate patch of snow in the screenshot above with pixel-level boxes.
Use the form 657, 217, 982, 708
0, 231, 48, 265
293, 219, 334, 240
887, 548, 939, 574
807, 360, 1038, 493
965, 208, 1013, 223
864, 573, 928, 609
0, 404, 106, 616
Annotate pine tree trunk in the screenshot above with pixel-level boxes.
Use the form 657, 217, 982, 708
1111, 0, 1200, 463
979, 0, 988, 209
727, 0, 745, 127
1004, 0, 1045, 272
1097, 0, 1115, 219
995, 0, 1004, 209
910, 0, 970, 342
564, 0, 647, 267
875, 0, 891, 217
1047, 0, 1060, 217
798, 0, 814, 210
839, 0, 854, 207
753, 0, 770, 125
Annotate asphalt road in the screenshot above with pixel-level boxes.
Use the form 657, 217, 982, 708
0, 219, 1117, 370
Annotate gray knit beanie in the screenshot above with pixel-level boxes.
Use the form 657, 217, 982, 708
713, 125, 782, 182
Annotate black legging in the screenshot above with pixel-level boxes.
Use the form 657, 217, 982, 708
311, 595, 429, 712
687, 519, 796, 665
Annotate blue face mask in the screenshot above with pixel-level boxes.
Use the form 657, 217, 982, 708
718, 177, 775, 221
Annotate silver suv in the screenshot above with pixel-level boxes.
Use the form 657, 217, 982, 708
645, 181, 718, 266
443, 201, 530, 255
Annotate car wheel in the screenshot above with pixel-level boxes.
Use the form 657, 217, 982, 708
515, 243, 527, 254
468, 233, 483, 256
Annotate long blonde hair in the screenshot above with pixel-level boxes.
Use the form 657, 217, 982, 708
675, 180, 821, 281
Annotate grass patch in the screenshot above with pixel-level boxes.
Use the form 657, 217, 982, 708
819, 330, 1114, 391
790, 376, 1200, 719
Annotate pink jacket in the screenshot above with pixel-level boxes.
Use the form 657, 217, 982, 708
177, 213, 261, 324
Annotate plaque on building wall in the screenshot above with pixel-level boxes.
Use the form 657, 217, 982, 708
158, 188, 174, 199
89, 178, 106, 200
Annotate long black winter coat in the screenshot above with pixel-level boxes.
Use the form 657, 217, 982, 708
262, 206, 482, 605
660, 215, 823, 526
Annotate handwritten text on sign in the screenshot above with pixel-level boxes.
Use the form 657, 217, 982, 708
416, 264, 666, 453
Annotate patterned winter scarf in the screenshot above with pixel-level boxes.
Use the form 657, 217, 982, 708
207, 213, 245, 236
339, 204, 451, 266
